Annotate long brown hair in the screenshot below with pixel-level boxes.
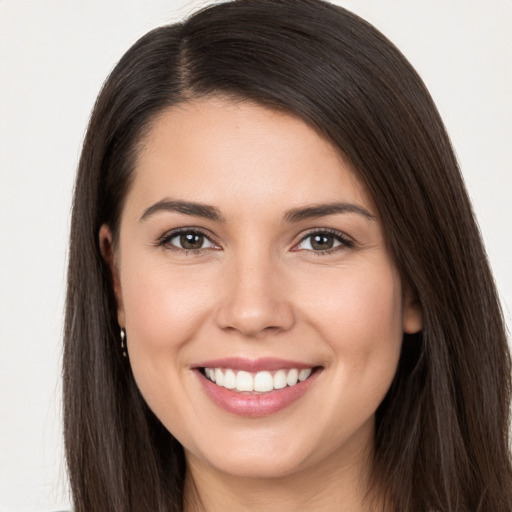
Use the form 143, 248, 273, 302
64, 1, 512, 510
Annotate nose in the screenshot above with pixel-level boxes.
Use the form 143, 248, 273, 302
215, 252, 296, 338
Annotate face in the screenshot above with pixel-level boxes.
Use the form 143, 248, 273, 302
101, 99, 422, 482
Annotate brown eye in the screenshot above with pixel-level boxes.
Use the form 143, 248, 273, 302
163, 230, 216, 251
310, 234, 335, 250
180, 233, 205, 250
295, 230, 352, 252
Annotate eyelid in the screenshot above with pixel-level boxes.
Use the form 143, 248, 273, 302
155, 226, 354, 254
292, 228, 354, 253
156, 227, 221, 252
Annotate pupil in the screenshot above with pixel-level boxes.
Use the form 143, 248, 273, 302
311, 234, 333, 250
180, 233, 203, 250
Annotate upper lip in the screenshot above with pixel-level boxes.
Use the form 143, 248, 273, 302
193, 357, 317, 372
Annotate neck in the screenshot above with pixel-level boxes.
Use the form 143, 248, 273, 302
183, 439, 386, 512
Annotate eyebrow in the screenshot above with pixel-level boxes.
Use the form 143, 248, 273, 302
139, 199, 375, 224
283, 202, 376, 223
140, 199, 225, 222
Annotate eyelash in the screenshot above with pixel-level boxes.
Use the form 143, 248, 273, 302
294, 228, 355, 254
156, 227, 219, 254
156, 227, 354, 255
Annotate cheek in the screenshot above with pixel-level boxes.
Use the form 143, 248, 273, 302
121, 261, 214, 354
299, 266, 404, 449
302, 263, 404, 379
118, 261, 217, 437
118, 259, 216, 415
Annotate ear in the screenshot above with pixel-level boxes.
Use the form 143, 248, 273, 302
99, 224, 125, 327
403, 286, 423, 334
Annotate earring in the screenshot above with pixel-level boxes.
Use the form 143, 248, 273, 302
120, 328, 128, 358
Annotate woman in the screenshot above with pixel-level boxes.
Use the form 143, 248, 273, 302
63, 0, 512, 510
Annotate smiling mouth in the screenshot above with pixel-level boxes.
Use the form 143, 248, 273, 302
201, 367, 318, 393
196, 361, 323, 416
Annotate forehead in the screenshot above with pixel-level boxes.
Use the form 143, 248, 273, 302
128, 98, 373, 216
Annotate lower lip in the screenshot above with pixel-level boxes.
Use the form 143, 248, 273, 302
196, 369, 321, 417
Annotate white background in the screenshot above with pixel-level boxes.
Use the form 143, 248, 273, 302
1, 1, 510, 511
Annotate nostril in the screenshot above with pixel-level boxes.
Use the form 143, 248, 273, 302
215, 297, 296, 337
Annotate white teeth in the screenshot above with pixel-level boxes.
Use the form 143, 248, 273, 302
203, 366, 314, 393
298, 368, 312, 381
254, 371, 274, 392
286, 368, 299, 386
236, 371, 254, 391
214, 368, 224, 386
223, 369, 236, 389
273, 369, 287, 389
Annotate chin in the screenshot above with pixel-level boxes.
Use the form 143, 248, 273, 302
201, 450, 311, 480
185, 424, 339, 482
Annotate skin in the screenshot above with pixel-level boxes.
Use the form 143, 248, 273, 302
100, 99, 422, 512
